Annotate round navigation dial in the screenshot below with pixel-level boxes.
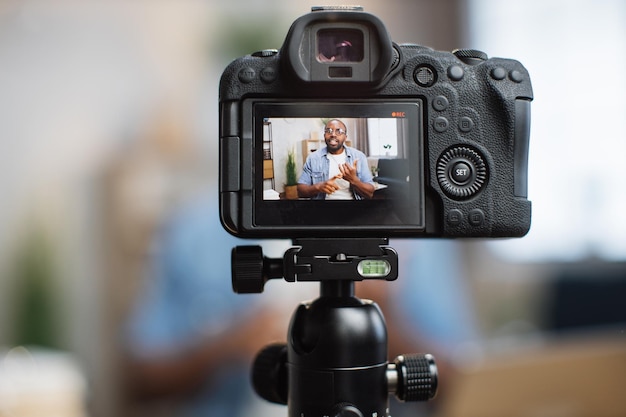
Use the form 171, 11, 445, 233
437, 147, 487, 199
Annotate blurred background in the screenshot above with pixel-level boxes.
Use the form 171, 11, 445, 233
0, 1, 624, 417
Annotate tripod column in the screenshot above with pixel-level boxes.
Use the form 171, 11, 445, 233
287, 281, 389, 417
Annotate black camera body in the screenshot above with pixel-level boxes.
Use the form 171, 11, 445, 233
219, 7, 533, 239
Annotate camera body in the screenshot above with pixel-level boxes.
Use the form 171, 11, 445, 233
219, 7, 533, 238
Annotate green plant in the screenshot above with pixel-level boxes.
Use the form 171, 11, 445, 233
286, 148, 298, 186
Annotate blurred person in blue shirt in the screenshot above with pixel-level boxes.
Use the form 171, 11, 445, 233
123, 195, 479, 416
123, 196, 293, 417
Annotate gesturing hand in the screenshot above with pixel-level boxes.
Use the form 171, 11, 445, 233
338, 160, 359, 184
318, 174, 342, 194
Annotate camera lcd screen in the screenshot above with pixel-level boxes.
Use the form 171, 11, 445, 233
249, 101, 425, 235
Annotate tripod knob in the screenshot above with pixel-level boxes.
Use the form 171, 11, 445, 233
388, 353, 438, 401
232, 246, 265, 293
251, 343, 288, 405
232, 245, 284, 293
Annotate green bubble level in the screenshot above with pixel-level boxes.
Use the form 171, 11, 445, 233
357, 259, 391, 278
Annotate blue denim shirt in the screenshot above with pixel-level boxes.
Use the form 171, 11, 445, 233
125, 197, 291, 416
298, 145, 374, 200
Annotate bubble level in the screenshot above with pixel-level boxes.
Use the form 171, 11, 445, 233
357, 259, 391, 278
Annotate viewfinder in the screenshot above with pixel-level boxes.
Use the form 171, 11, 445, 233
317, 29, 364, 62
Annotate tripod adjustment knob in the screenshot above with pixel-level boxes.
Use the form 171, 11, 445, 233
389, 353, 438, 401
232, 245, 266, 293
251, 343, 288, 405
232, 245, 285, 293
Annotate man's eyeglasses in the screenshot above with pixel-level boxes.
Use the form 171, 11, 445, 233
324, 128, 347, 136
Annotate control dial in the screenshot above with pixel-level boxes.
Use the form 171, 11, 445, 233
452, 49, 488, 65
437, 147, 487, 199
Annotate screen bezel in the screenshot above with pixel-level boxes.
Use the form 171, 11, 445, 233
242, 99, 425, 237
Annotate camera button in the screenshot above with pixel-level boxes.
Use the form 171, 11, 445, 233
468, 209, 485, 226
458, 116, 474, 133
260, 67, 277, 84
450, 162, 472, 185
447, 209, 463, 226
238, 67, 256, 83
433, 116, 449, 133
414, 65, 437, 87
432, 96, 449, 111
509, 70, 523, 83
491, 67, 507, 80
447, 65, 464, 81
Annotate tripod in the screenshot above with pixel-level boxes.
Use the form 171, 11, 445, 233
232, 238, 438, 417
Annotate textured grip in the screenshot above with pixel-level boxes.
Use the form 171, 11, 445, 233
394, 353, 438, 401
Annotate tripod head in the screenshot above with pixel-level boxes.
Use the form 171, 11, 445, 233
232, 238, 438, 417
232, 238, 398, 292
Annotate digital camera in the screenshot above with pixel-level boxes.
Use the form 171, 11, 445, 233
219, 6, 533, 238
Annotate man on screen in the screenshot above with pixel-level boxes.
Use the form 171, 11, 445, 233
297, 119, 375, 200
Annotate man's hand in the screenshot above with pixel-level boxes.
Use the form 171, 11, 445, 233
317, 174, 342, 194
338, 160, 359, 184
340, 160, 375, 199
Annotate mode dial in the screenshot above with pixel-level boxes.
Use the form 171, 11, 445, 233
453, 49, 488, 65
252, 49, 278, 58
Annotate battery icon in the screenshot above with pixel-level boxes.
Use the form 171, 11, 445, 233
357, 259, 391, 278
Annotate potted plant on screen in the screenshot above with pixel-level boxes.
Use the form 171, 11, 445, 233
284, 148, 299, 200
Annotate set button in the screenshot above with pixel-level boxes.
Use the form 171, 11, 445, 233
450, 161, 472, 184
